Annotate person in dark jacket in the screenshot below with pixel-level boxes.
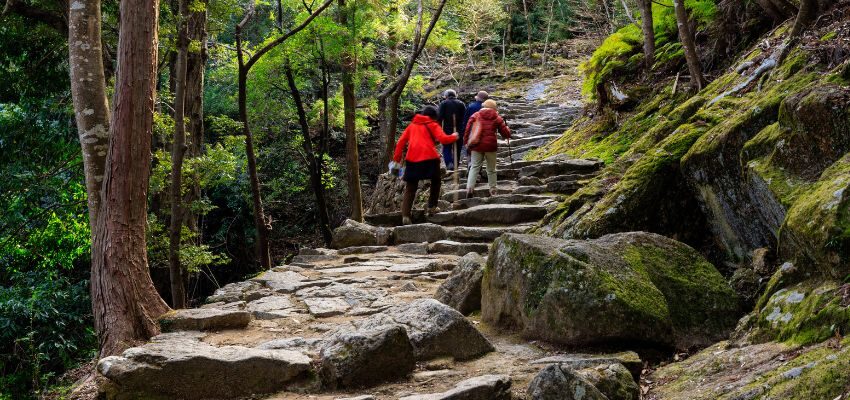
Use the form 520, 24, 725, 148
463, 99, 510, 197
437, 89, 466, 170
462, 90, 488, 131
393, 105, 459, 225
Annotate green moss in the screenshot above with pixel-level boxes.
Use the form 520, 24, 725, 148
581, 0, 717, 100
751, 280, 850, 346
748, 156, 813, 208
622, 242, 740, 341
781, 154, 850, 279
820, 31, 837, 41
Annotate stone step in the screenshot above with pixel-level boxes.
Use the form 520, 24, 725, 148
518, 159, 603, 178
443, 168, 520, 182
498, 134, 561, 147
427, 240, 490, 256
451, 193, 558, 210
441, 186, 516, 202
446, 224, 535, 242
97, 332, 314, 399
427, 204, 549, 226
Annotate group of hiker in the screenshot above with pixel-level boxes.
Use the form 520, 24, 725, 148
391, 89, 512, 225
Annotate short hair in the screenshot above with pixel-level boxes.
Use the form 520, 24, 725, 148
444, 89, 457, 98
421, 105, 438, 119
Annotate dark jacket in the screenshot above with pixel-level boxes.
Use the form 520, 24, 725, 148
463, 108, 511, 153
393, 114, 458, 163
438, 98, 466, 135
462, 100, 483, 133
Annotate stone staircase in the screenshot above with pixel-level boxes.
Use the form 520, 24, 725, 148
95, 93, 626, 400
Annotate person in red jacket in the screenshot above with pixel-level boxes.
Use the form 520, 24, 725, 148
463, 99, 510, 198
393, 106, 459, 225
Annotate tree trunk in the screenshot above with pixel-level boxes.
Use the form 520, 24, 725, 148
237, 67, 273, 269
789, 0, 817, 38
541, 0, 555, 66
185, 0, 207, 234
68, 0, 111, 229
338, 0, 363, 222
168, 0, 189, 309
91, 0, 170, 357
284, 66, 333, 245
522, 0, 532, 65
672, 0, 705, 91
639, 0, 655, 69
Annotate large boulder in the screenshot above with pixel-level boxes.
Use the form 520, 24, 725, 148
97, 332, 313, 399
482, 233, 740, 350
331, 219, 392, 248
527, 364, 606, 400
434, 253, 486, 315
357, 299, 494, 361
577, 363, 639, 400
319, 324, 416, 389
399, 375, 512, 400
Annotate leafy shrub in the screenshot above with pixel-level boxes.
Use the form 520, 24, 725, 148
0, 273, 96, 399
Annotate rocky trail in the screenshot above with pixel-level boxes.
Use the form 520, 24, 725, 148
96, 83, 649, 399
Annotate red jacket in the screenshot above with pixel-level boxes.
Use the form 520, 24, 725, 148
464, 108, 511, 153
394, 114, 458, 163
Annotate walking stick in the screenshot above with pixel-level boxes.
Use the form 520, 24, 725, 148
452, 114, 459, 203
507, 137, 513, 168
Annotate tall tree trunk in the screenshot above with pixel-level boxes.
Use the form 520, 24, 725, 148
284, 65, 333, 245
338, 0, 363, 222
168, 0, 189, 309
236, 65, 272, 269
69, 0, 110, 228
185, 0, 208, 234
789, 0, 817, 38
639, 0, 655, 70
91, 0, 170, 357
672, 0, 705, 90
541, 0, 555, 66
522, 0, 532, 65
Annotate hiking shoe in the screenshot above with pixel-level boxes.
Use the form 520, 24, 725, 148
402, 216, 412, 225
427, 206, 442, 216
489, 188, 499, 197
466, 189, 475, 199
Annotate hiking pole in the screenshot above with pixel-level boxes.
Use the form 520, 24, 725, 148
507, 137, 513, 169
452, 114, 459, 203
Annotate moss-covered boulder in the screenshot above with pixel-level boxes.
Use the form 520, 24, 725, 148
737, 279, 850, 346
780, 154, 850, 280
648, 337, 850, 400
481, 232, 740, 350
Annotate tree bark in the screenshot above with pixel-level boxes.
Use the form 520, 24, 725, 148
522, 0, 532, 65
91, 0, 170, 357
235, 61, 273, 270
284, 65, 333, 245
541, 0, 555, 66
337, 0, 363, 222
639, 0, 655, 70
672, 0, 705, 91
68, 0, 110, 229
185, 0, 208, 234
168, 0, 189, 309
789, 0, 817, 38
